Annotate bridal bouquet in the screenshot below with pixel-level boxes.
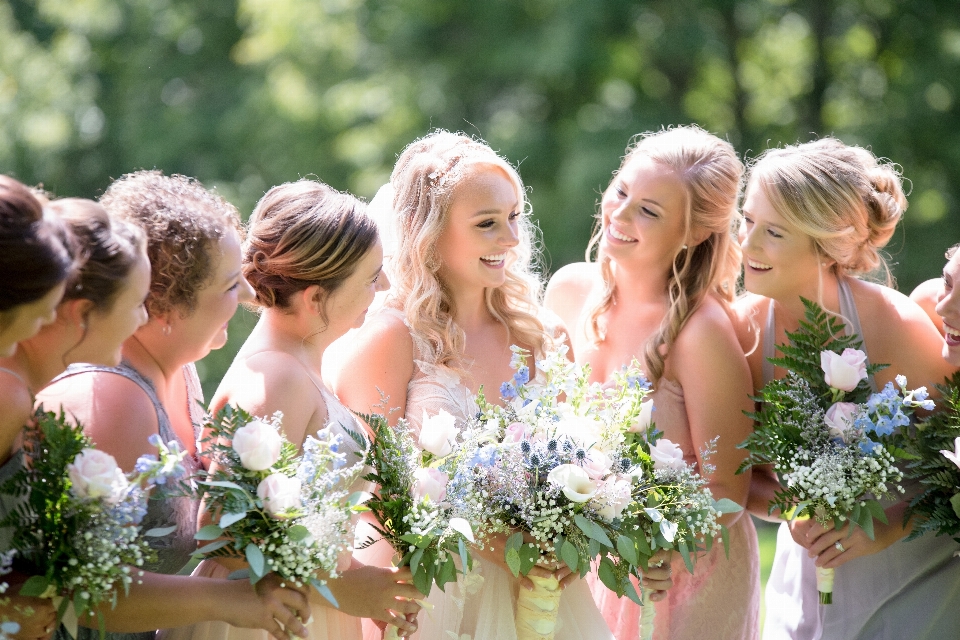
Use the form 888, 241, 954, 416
193, 405, 367, 606
452, 346, 738, 640
893, 371, 960, 541
352, 410, 477, 640
737, 299, 931, 604
0, 407, 187, 635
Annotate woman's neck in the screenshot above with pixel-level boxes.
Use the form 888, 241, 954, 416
774, 271, 843, 332
254, 308, 333, 372
122, 331, 185, 393
448, 286, 496, 333
610, 259, 670, 308
4, 324, 80, 391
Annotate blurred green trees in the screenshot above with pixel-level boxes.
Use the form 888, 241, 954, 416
2, 0, 957, 394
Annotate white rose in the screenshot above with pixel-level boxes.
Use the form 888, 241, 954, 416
628, 399, 655, 433
596, 477, 633, 521
821, 349, 868, 392
232, 419, 282, 471
419, 409, 459, 457
411, 467, 448, 503
649, 439, 686, 471
256, 473, 302, 519
547, 464, 598, 503
68, 449, 128, 505
553, 414, 604, 446
824, 402, 860, 442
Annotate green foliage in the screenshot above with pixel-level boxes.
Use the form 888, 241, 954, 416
1, 0, 957, 397
897, 371, 960, 542
352, 411, 471, 596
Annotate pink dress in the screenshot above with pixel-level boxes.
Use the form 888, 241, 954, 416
587, 379, 761, 640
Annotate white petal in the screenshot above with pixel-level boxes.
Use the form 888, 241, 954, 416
448, 517, 475, 543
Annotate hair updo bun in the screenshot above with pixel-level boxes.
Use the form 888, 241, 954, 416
748, 137, 907, 282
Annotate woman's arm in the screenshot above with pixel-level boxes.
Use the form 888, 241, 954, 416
333, 312, 414, 427
671, 299, 755, 527
82, 572, 309, 639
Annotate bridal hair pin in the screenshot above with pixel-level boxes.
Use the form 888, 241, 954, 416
426, 153, 464, 189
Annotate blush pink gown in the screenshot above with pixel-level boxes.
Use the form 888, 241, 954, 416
587, 378, 761, 640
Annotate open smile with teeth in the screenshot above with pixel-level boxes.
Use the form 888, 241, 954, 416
945, 322, 960, 345
607, 226, 637, 242
481, 252, 507, 265
747, 258, 772, 271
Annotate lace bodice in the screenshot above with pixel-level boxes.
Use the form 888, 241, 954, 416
379, 308, 480, 436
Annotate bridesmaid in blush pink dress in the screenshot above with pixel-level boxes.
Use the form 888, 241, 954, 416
545, 126, 760, 640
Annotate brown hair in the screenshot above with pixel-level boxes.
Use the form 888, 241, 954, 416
0, 176, 75, 314
244, 180, 378, 322
100, 171, 242, 317
49, 199, 145, 313
584, 126, 744, 385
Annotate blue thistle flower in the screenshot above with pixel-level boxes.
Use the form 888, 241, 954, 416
575, 448, 586, 462
520, 440, 532, 455
547, 439, 558, 452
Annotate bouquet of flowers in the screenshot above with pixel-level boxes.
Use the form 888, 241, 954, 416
737, 299, 932, 604
352, 409, 477, 640
452, 346, 738, 640
191, 405, 367, 606
893, 371, 960, 541
0, 407, 187, 636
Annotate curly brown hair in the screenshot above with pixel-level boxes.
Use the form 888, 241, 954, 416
100, 170, 242, 317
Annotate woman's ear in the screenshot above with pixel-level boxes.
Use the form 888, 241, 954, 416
688, 225, 712, 249
299, 284, 326, 316
58, 298, 95, 331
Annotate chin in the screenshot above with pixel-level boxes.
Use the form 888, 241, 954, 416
944, 345, 960, 368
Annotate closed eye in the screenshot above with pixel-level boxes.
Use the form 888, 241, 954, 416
767, 228, 783, 239
641, 206, 658, 219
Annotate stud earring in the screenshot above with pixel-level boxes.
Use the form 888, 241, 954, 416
163, 325, 172, 336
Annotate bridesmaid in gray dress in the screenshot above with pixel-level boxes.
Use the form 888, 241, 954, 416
734, 139, 959, 639
0, 197, 147, 637
38, 173, 308, 640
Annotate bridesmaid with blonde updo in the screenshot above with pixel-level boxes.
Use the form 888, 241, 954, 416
735, 139, 958, 639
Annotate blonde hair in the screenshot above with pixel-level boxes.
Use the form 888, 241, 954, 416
585, 125, 744, 386
243, 180, 378, 324
748, 138, 905, 285
386, 130, 546, 369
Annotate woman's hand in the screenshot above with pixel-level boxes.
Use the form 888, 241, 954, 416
0, 591, 58, 640
643, 549, 673, 602
803, 517, 908, 569
323, 564, 422, 636
474, 532, 577, 591
219, 573, 310, 640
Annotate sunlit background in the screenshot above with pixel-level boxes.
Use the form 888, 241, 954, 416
3, 0, 957, 615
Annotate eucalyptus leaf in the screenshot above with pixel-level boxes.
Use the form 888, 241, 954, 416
245, 543, 265, 578
194, 524, 224, 541
144, 525, 178, 537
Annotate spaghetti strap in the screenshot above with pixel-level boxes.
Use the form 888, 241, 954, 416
0, 366, 27, 387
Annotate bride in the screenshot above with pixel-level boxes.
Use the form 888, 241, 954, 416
332, 130, 670, 640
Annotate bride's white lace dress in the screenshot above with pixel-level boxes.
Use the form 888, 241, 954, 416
355, 308, 614, 640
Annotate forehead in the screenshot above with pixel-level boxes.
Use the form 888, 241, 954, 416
617, 156, 685, 204
743, 181, 789, 224
448, 165, 519, 211
946, 249, 960, 277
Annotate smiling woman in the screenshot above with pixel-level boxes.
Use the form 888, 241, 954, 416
37, 172, 312, 640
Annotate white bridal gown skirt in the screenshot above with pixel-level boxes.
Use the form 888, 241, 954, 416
355, 520, 614, 640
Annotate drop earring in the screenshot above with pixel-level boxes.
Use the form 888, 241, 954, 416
163, 325, 172, 336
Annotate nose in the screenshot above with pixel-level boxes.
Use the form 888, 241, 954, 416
377, 269, 391, 292
238, 275, 256, 304
500, 221, 520, 249
738, 217, 755, 251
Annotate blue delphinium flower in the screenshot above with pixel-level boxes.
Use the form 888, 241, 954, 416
500, 381, 517, 400
469, 446, 498, 469
513, 366, 530, 386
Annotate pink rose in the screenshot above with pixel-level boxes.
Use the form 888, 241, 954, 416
649, 439, 686, 471
256, 473, 302, 519
821, 349, 868, 392
824, 402, 860, 442
503, 422, 528, 444
582, 449, 613, 480
412, 468, 448, 503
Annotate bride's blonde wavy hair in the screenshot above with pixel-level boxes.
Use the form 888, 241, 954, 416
584, 125, 744, 386
386, 130, 546, 370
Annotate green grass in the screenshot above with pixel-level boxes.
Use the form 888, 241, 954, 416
756, 516, 780, 629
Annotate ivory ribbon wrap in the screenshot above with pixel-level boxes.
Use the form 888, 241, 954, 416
816, 566, 835, 604
639, 589, 655, 640
515, 574, 561, 640
384, 624, 401, 640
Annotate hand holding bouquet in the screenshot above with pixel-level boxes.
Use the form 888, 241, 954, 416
353, 409, 476, 640
193, 405, 367, 606
738, 299, 932, 603
0, 407, 186, 635
454, 346, 737, 640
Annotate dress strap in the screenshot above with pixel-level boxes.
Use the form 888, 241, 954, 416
837, 278, 878, 393
52, 361, 178, 445
761, 299, 777, 386
0, 367, 27, 387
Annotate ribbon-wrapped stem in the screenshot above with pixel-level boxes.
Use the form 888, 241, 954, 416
515, 574, 562, 640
